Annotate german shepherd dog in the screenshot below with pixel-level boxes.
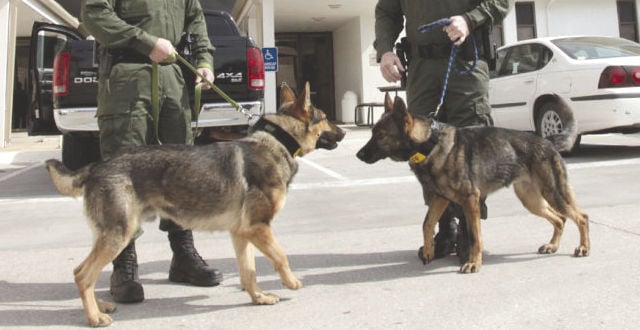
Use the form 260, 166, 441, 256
46, 82, 345, 327
356, 95, 589, 274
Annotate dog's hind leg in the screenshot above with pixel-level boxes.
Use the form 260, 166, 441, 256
231, 233, 281, 305
421, 196, 450, 265
566, 208, 590, 257
544, 163, 591, 257
74, 236, 124, 327
552, 190, 590, 257
513, 181, 566, 254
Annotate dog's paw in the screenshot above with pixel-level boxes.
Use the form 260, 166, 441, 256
418, 246, 435, 265
538, 243, 559, 254
574, 246, 589, 257
97, 300, 117, 314
282, 276, 302, 290
252, 292, 280, 305
87, 312, 113, 327
459, 262, 481, 273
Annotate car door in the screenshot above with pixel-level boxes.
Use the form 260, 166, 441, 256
490, 43, 543, 131
27, 22, 83, 135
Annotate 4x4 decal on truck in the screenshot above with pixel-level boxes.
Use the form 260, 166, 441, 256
216, 72, 243, 83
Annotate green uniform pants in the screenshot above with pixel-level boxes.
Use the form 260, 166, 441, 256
97, 62, 193, 160
406, 57, 492, 127
97, 62, 193, 234
408, 56, 491, 242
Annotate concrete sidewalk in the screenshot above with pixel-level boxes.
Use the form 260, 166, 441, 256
0, 131, 61, 165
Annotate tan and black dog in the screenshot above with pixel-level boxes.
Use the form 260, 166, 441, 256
46, 82, 345, 327
357, 95, 589, 274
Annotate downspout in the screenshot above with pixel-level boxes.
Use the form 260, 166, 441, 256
233, 0, 254, 23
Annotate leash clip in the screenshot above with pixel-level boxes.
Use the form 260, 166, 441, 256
240, 105, 256, 120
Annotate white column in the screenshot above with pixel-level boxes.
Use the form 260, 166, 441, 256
262, 0, 276, 113
1, 0, 13, 147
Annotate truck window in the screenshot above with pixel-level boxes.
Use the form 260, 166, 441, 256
206, 15, 235, 37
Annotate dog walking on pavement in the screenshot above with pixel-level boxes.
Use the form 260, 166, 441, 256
357, 94, 590, 274
46, 82, 345, 327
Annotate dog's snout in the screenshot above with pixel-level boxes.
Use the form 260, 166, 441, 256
356, 146, 375, 163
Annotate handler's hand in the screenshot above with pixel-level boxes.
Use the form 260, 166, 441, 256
443, 15, 470, 46
380, 52, 405, 83
196, 67, 215, 90
149, 38, 176, 63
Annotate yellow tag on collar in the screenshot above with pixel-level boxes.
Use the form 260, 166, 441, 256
409, 152, 427, 164
293, 148, 302, 157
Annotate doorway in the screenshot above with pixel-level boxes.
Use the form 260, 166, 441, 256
275, 32, 335, 120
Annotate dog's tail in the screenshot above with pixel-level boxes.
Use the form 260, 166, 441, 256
45, 159, 91, 197
545, 97, 579, 154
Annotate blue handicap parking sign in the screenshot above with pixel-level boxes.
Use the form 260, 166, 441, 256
262, 47, 278, 72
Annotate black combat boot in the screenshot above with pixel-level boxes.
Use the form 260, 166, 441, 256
456, 216, 470, 264
110, 241, 144, 303
433, 216, 459, 258
168, 230, 223, 286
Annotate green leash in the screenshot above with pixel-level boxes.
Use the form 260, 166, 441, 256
151, 52, 254, 144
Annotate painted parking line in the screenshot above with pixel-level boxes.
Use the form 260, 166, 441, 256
290, 157, 640, 191
0, 162, 42, 183
2, 156, 640, 203
297, 157, 348, 181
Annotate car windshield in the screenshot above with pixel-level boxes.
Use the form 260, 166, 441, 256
552, 37, 640, 60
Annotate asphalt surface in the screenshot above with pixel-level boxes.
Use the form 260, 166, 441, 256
1, 128, 640, 329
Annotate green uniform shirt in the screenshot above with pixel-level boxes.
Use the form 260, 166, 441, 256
375, 0, 512, 59
81, 0, 214, 70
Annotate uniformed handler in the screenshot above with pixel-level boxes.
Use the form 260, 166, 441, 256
374, 0, 512, 262
81, 0, 221, 303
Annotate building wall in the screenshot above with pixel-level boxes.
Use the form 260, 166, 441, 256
333, 18, 364, 122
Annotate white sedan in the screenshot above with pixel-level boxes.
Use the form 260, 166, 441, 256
490, 35, 640, 149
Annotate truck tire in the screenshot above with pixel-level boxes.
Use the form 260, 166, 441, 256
62, 133, 101, 170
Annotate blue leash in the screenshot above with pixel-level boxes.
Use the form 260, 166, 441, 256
417, 18, 478, 118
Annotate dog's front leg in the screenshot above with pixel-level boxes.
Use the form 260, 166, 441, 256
231, 233, 280, 305
421, 197, 450, 264
247, 224, 302, 291
460, 195, 483, 273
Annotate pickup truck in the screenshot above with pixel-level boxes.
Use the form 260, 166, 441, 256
27, 10, 265, 169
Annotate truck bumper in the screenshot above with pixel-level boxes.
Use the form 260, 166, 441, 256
53, 100, 264, 133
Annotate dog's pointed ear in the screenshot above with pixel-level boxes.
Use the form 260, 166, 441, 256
392, 96, 408, 115
384, 92, 393, 113
391, 97, 414, 134
292, 82, 312, 121
279, 83, 297, 106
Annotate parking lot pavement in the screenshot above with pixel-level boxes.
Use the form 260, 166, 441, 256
1, 127, 640, 329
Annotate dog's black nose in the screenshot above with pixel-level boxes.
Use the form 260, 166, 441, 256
356, 149, 367, 161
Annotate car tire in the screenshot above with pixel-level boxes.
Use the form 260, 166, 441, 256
535, 101, 580, 154
62, 133, 101, 170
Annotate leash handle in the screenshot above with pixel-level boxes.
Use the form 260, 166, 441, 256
417, 18, 452, 33
418, 18, 478, 119
173, 53, 254, 119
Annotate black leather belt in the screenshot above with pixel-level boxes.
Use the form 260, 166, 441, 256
417, 42, 476, 61
111, 51, 173, 66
